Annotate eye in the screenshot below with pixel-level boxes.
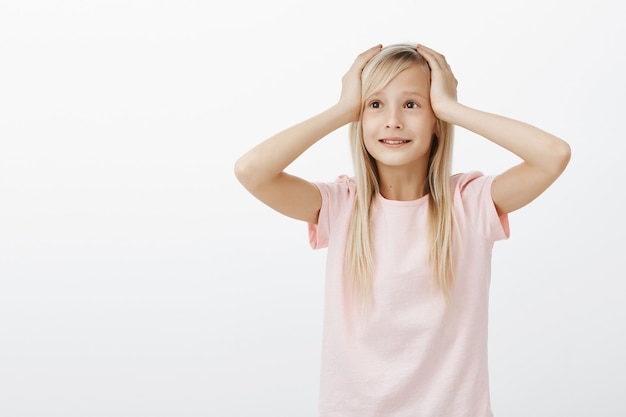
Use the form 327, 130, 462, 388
405, 101, 419, 109
369, 101, 381, 109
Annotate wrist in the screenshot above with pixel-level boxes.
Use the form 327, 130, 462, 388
434, 101, 465, 124
330, 102, 360, 125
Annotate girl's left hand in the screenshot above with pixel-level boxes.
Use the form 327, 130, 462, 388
416, 44, 458, 119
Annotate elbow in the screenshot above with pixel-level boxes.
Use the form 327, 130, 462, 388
554, 140, 572, 174
234, 156, 253, 188
540, 139, 571, 180
234, 154, 267, 192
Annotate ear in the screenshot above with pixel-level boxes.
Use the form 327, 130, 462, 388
434, 118, 443, 137
428, 133, 439, 166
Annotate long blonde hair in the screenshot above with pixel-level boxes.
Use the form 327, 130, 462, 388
346, 44, 456, 308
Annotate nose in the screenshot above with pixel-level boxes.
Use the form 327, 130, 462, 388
385, 107, 402, 129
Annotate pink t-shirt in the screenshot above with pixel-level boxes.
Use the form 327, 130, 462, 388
308, 172, 510, 417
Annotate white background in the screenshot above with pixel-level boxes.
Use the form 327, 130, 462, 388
1, 0, 624, 416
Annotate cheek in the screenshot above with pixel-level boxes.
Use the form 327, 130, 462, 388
359, 120, 377, 154
360, 116, 377, 140
414, 115, 437, 136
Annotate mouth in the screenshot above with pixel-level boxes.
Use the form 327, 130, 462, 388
379, 138, 411, 145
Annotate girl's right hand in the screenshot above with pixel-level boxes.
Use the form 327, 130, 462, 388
338, 44, 383, 122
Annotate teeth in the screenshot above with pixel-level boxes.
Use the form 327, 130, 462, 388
382, 139, 408, 144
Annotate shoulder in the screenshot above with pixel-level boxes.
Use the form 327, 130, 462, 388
450, 171, 499, 202
451, 171, 489, 192
312, 174, 357, 223
451, 171, 510, 241
308, 175, 355, 249
314, 174, 356, 202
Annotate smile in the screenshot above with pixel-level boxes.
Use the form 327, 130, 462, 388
379, 139, 411, 145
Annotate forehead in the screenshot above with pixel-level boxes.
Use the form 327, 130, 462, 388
378, 64, 430, 96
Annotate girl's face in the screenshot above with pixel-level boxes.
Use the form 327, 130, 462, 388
361, 64, 437, 173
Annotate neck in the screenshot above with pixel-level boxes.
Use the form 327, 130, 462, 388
377, 164, 428, 201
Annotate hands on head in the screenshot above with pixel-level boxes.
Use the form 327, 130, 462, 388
338, 44, 383, 122
338, 43, 460, 123
416, 44, 459, 119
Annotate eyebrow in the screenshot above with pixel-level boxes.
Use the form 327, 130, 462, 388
367, 89, 429, 101
401, 90, 428, 99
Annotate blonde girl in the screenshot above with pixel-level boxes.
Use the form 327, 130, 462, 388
235, 43, 570, 417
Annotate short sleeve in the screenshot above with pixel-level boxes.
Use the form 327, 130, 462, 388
308, 175, 355, 250
453, 172, 510, 242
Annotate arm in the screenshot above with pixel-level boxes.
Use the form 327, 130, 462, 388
417, 44, 571, 215
234, 45, 382, 223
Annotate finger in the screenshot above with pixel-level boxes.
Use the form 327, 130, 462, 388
417, 44, 444, 61
417, 45, 444, 67
351, 44, 383, 71
417, 44, 450, 71
416, 44, 443, 71
362, 43, 383, 56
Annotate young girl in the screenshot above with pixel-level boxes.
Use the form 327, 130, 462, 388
234, 43, 570, 417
